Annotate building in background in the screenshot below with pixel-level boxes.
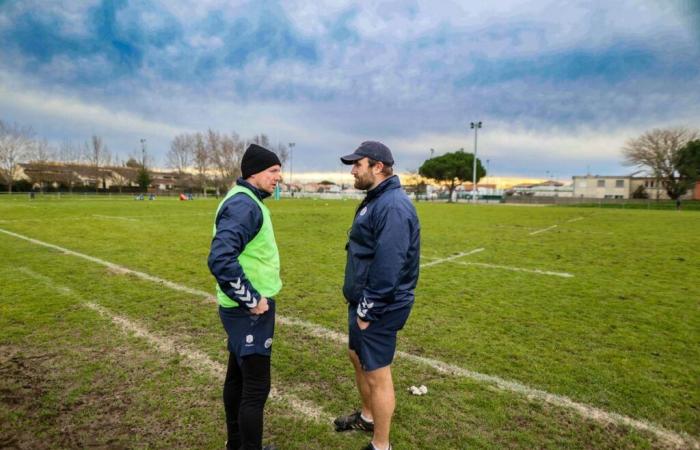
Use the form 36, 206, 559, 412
572, 176, 631, 199
507, 180, 573, 198
572, 175, 698, 200
17, 162, 194, 193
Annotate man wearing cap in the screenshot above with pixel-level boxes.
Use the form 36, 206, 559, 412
208, 143, 282, 450
334, 141, 421, 450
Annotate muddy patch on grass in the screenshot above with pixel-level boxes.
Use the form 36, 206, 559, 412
0, 346, 52, 449
0, 344, 136, 449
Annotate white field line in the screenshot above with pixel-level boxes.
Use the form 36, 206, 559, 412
393, 352, 697, 450
451, 261, 573, 278
86, 301, 227, 379
0, 212, 214, 223
0, 203, 38, 208
420, 248, 485, 268
15, 266, 330, 423
3, 228, 698, 449
92, 212, 214, 220
529, 224, 558, 236
16, 267, 73, 294
557, 229, 614, 236
1, 228, 211, 299
84, 302, 330, 422
529, 216, 586, 235
145, 212, 214, 218
0, 217, 97, 223
93, 214, 141, 222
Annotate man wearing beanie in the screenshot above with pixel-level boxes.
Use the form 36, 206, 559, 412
208, 143, 283, 450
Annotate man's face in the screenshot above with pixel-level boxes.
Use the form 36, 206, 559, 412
351, 157, 378, 190
249, 165, 282, 194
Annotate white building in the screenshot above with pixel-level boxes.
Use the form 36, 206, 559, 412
509, 181, 573, 197
571, 175, 679, 199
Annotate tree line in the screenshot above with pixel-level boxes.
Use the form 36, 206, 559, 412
0, 119, 290, 193
3, 117, 698, 199
166, 131, 288, 195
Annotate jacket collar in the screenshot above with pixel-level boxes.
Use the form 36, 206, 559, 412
354, 175, 400, 218
365, 175, 400, 201
236, 177, 270, 201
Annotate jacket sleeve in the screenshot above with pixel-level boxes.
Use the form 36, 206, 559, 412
357, 205, 412, 322
207, 194, 263, 310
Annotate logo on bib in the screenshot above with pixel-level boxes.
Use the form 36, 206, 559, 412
245, 334, 254, 344
264, 338, 273, 349
360, 206, 368, 216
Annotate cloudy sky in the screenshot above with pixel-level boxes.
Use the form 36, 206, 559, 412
1, 0, 698, 179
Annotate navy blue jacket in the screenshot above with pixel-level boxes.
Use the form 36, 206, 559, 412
343, 175, 420, 322
208, 178, 268, 309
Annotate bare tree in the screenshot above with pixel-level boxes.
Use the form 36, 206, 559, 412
0, 120, 34, 192
55, 140, 83, 192
250, 133, 271, 148
206, 129, 222, 194
84, 135, 112, 166
623, 127, 700, 200
250, 134, 288, 165
167, 133, 194, 173
28, 139, 56, 193
84, 135, 112, 192
58, 140, 83, 164
274, 142, 289, 166
30, 138, 54, 162
211, 132, 244, 193
167, 133, 194, 192
169, 130, 289, 196
193, 132, 210, 196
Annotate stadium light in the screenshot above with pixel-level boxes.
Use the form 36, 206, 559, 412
469, 121, 482, 203
140, 138, 147, 168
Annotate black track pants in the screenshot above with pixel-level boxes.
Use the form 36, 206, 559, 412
223, 353, 271, 450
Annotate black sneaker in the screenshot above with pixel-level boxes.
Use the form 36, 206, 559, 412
362, 443, 392, 450
334, 410, 374, 432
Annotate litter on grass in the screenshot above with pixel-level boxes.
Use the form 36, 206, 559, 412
409, 385, 428, 396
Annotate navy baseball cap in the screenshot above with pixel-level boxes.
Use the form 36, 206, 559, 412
340, 141, 394, 166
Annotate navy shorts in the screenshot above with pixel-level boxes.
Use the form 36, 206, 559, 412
348, 302, 412, 371
219, 299, 275, 365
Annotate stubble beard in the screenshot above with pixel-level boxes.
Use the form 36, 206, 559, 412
354, 174, 374, 191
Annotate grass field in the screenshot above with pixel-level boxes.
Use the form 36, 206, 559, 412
1, 195, 699, 449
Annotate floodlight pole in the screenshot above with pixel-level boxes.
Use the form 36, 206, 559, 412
288, 142, 295, 193
470, 121, 482, 203
140, 138, 147, 168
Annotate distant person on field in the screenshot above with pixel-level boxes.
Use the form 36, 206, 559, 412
208, 144, 283, 450
334, 141, 421, 450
